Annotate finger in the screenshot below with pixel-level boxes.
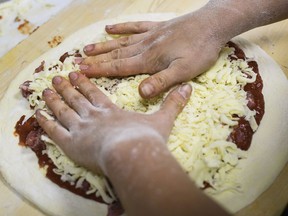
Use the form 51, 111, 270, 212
80, 55, 146, 78
82, 43, 142, 64
42, 88, 80, 128
69, 72, 116, 109
35, 109, 71, 146
52, 76, 95, 117
156, 84, 192, 125
84, 33, 145, 56
138, 61, 193, 99
105, 21, 159, 34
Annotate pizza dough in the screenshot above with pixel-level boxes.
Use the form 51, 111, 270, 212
0, 13, 287, 215
210, 37, 288, 212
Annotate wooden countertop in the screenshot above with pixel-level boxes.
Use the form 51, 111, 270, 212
0, 0, 287, 215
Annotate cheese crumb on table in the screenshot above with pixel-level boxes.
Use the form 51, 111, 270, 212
0, 0, 72, 57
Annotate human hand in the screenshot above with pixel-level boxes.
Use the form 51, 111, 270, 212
35, 72, 192, 174
77, 12, 224, 99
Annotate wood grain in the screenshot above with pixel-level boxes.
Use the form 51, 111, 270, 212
0, 0, 287, 215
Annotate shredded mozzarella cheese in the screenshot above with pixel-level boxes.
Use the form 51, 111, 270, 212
27, 43, 258, 202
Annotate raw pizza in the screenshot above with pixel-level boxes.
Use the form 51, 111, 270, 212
0, 14, 287, 216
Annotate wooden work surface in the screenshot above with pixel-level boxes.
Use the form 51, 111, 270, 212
0, 0, 287, 215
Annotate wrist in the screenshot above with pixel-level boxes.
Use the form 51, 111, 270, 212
196, 1, 257, 45
97, 125, 165, 175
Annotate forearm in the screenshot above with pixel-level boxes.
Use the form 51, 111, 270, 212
200, 0, 288, 43
101, 134, 229, 216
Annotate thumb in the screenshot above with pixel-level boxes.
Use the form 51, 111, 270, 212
157, 83, 192, 124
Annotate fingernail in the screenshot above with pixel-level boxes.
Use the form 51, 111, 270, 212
35, 109, 42, 119
36, 109, 54, 121
43, 88, 53, 96
178, 84, 192, 99
69, 72, 79, 81
52, 76, 62, 85
105, 25, 113, 30
84, 44, 94, 52
74, 57, 84, 64
141, 83, 154, 97
80, 64, 89, 71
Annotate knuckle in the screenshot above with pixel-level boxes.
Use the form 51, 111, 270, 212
134, 21, 150, 32
111, 59, 123, 73
142, 51, 165, 73
152, 59, 164, 72
172, 62, 193, 81
97, 42, 108, 52
64, 136, 72, 146
168, 91, 186, 110
69, 94, 82, 107
134, 22, 142, 31
57, 106, 70, 118
76, 121, 85, 131
48, 123, 60, 136
110, 49, 122, 59
83, 56, 93, 64
56, 81, 70, 94
85, 89, 97, 103
119, 36, 130, 47
152, 74, 168, 90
